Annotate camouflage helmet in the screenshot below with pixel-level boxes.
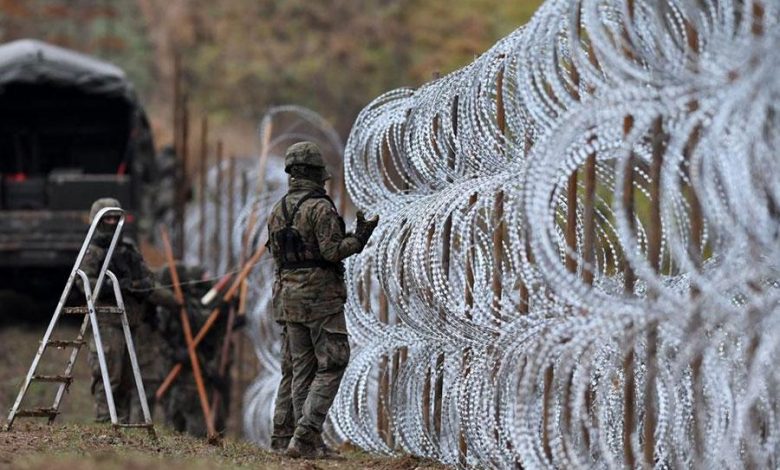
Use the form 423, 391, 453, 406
284, 141, 326, 172
89, 197, 122, 223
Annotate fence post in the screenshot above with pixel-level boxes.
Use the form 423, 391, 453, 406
199, 117, 209, 264
622, 114, 637, 468
212, 140, 224, 273
642, 116, 664, 466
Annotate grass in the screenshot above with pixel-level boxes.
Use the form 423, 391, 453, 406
3, 423, 442, 469
0, 324, 446, 469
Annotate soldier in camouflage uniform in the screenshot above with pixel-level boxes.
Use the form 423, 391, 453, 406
160, 264, 232, 437
267, 142, 378, 459
80, 198, 179, 423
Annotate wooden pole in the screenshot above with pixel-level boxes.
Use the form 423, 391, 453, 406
581, 152, 596, 285
171, 52, 183, 258
227, 156, 236, 268
642, 116, 664, 466
199, 117, 209, 264
160, 228, 218, 442
179, 95, 189, 259
622, 115, 637, 468
622, 116, 637, 293
519, 129, 534, 315
492, 65, 506, 319
377, 291, 390, 445
172, 53, 181, 159
213, 141, 224, 272
236, 171, 250, 413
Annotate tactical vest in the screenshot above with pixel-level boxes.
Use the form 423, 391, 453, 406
273, 190, 344, 272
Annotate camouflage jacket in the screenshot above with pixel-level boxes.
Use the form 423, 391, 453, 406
267, 178, 362, 323
79, 232, 177, 326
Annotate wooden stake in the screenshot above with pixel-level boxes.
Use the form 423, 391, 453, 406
213, 141, 224, 272
642, 116, 664, 466
622, 114, 637, 468
581, 152, 596, 285
179, 95, 189, 259
377, 291, 390, 445
199, 117, 209, 264
227, 156, 236, 268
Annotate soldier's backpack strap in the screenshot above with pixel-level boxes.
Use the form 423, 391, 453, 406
282, 190, 332, 226
277, 190, 329, 264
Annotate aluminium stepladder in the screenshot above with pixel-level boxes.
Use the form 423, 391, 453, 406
5, 207, 155, 437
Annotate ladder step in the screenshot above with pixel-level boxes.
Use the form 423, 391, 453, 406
114, 423, 154, 429
45, 339, 86, 349
32, 375, 73, 384
62, 306, 123, 316
15, 407, 59, 418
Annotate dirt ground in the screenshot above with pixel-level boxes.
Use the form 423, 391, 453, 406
0, 324, 446, 470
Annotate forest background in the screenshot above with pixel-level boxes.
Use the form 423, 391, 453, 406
0, 0, 541, 153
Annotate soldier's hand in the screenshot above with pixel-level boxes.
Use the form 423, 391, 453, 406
130, 278, 153, 292
355, 211, 379, 245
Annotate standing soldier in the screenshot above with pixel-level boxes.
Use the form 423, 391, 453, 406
80, 198, 179, 423
267, 142, 378, 458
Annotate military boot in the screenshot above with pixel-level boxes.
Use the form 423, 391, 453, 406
271, 436, 291, 454
312, 434, 344, 460
285, 435, 317, 459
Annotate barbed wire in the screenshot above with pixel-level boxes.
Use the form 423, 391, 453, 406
336, 0, 780, 468
182, 3, 780, 467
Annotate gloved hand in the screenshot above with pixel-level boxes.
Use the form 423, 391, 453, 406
355, 211, 379, 246
130, 278, 154, 292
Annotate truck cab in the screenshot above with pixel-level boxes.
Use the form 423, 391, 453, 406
0, 39, 158, 315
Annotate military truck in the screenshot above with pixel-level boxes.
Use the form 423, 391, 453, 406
0, 39, 160, 315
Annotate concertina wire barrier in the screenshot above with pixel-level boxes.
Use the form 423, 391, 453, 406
184, 1, 780, 467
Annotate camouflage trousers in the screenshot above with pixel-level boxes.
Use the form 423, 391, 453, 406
271, 325, 295, 448
88, 324, 134, 423
165, 374, 228, 437
275, 313, 350, 444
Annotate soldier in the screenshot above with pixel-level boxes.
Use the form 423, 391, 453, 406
160, 264, 232, 437
267, 142, 378, 459
80, 198, 179, 423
